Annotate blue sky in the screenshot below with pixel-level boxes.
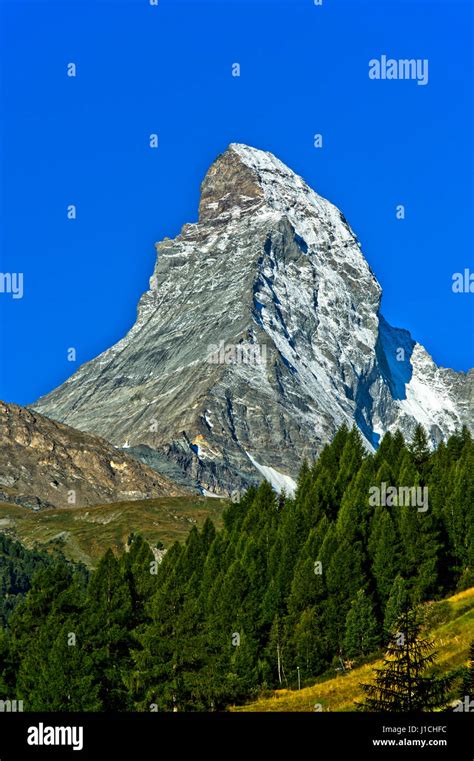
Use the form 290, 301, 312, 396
0, 0, 472, 405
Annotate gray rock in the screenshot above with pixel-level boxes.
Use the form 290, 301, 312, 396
32, 144, 474, 496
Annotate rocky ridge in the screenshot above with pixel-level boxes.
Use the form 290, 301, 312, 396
0, 401, 190, 509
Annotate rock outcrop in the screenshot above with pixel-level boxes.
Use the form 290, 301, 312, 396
0, 401, 190, 509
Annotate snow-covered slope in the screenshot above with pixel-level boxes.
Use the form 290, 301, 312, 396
33, 144, 473, 495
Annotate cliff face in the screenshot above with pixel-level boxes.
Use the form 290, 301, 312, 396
0, 401, 189, 509
32, 144, 473, 496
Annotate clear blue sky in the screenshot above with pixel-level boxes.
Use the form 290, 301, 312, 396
0, 0, 472, 406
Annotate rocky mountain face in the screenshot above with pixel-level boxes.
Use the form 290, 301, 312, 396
0, 401, 189, 509
33, 144, 473, 496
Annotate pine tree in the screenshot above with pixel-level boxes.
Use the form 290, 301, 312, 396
448, 444, 474, 588
83, 549, 134, 711
369, 509, 400, 607
397, 453, 441, 600
294, 459, 311, 503
343, 589, 380, 659
292, 606, 328, 679
336, 458, 375, 545
264, 499, 307, 622
334, 426, 365, 500
121, 534, 156, 626
383, 575, 409, 639
287, 529, 324, 616
133, 554, 186, 711
325, 538, 366, 644
373, 431, 393, 467
0, 628, 15, 696
389, 430, 408, 480
267, 613, 287, 687
11, 567, 99, 710
409, 424, 430, 471
360, 608, 449, 711
18, 621, 100, 711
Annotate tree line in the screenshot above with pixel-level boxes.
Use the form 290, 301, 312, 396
0, 424, 473, 711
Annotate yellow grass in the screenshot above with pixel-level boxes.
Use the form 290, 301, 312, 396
232, 587, 474, 712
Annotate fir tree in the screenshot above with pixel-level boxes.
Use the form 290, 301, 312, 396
83, 549, 134, 711
0, 628, 15, 696
397, 454, 441, 600
325, 538, 366, 643
292, 606, 328, 680
369, 509, 400, 607
121, 533, 156, 625
384, 574, 409, 639
409, 424, 430, 471
360, 608, 449, 711
343, 589, 380, 659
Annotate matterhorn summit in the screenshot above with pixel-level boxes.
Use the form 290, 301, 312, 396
33, 144, 473, 495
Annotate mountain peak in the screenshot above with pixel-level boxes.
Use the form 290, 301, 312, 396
198, 143, 265, 222
199, 143, 321, 224
32, 146, 473, 497
198, 144, 356, 251
228, 142, 293, 176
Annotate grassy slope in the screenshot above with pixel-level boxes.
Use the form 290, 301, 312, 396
233, 587, 474, 712
0, 496, 226, 568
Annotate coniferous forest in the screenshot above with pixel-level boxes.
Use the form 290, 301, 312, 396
0, 425, 473, 711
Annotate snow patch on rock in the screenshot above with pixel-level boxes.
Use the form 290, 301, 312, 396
246, 451, 297, 497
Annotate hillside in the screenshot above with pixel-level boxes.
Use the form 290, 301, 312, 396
0, 495, 226, 568
234, 587, 474, 712
0, 400, 191, 510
